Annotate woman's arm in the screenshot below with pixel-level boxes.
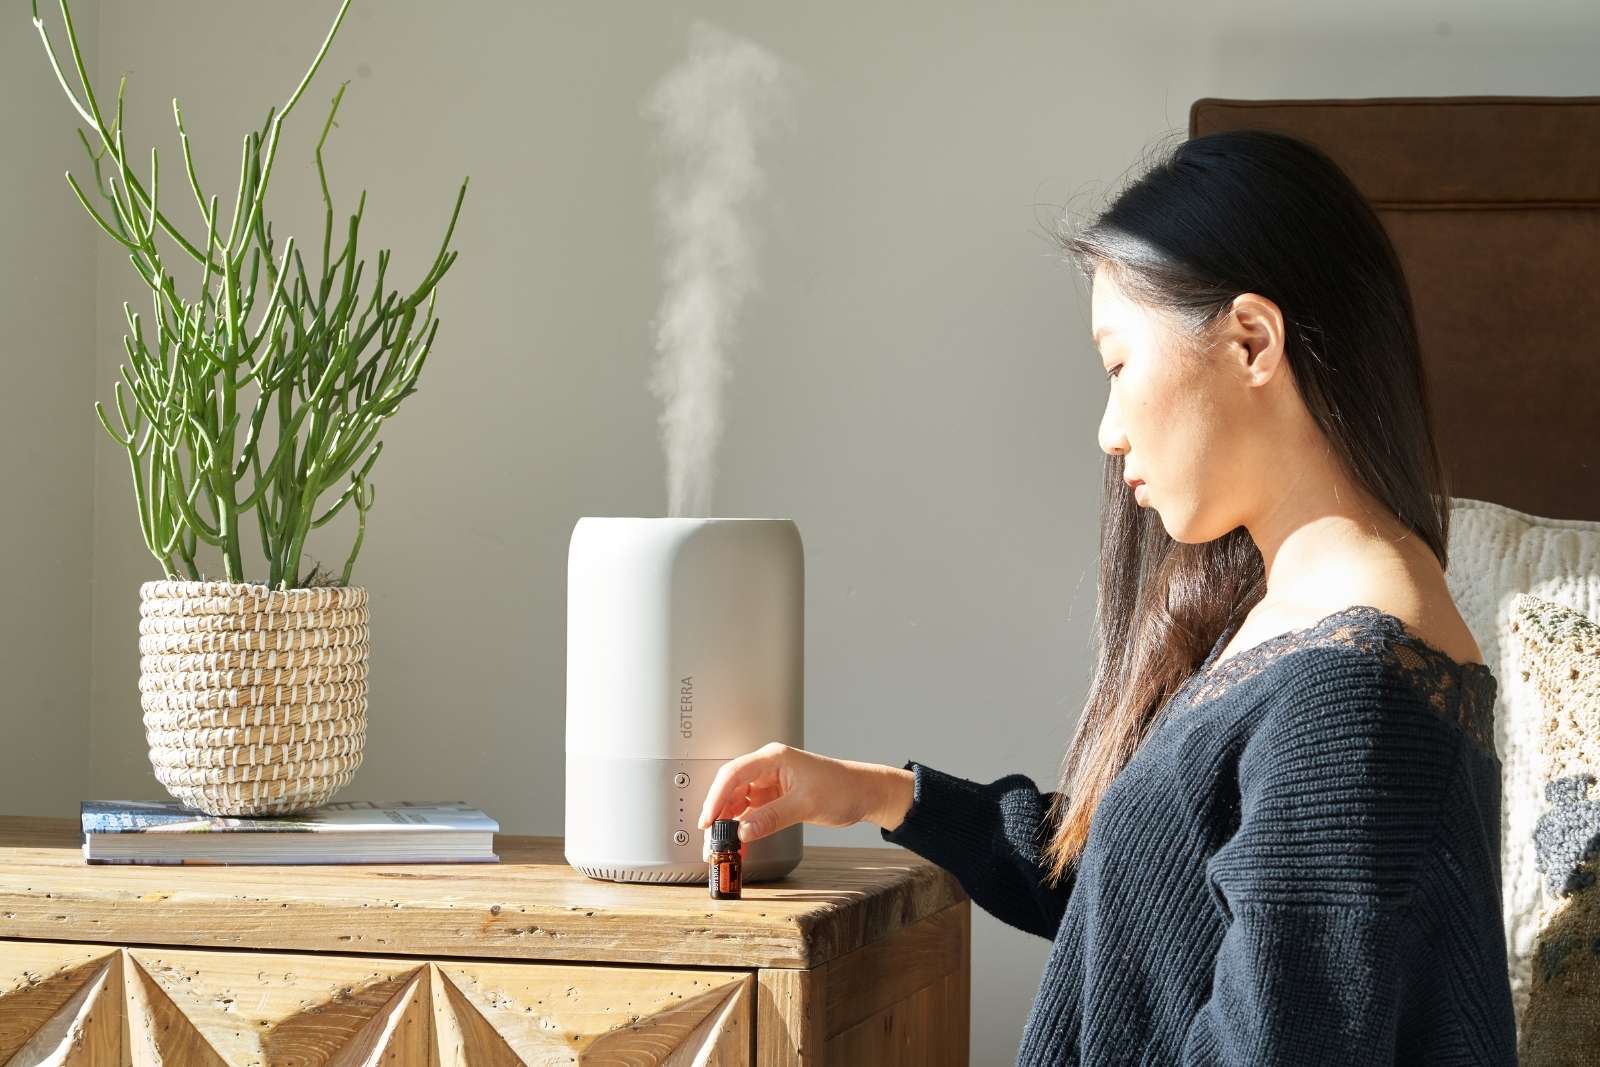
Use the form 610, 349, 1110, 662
694, 745, 1073, 938
878, 760, 1074, 940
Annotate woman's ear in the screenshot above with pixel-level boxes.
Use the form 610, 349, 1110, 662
1225, 292, 1288, 386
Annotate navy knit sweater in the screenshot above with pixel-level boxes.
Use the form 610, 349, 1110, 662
881, 604, 1518, 1064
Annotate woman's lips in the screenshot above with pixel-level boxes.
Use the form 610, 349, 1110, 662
1133, 482, 1149, 504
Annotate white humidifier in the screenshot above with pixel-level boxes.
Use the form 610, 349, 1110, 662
564, 517, 804, 883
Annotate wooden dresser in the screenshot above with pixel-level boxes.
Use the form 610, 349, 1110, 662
0, 817, 969, 1065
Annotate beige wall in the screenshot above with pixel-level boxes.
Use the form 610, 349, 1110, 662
8, 1, 1599, 1060
2, 0, 98, 816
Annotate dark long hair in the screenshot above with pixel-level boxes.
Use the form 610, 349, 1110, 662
1040, 128, 1454, 884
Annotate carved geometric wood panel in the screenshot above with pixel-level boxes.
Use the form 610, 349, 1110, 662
433, 960, 750, 1065
0, 942, 122, 1066
0, 942, 752, 1066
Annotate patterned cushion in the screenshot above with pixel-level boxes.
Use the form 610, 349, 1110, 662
1443, 497, 1600, 1030
1506, 593, 1600, 1062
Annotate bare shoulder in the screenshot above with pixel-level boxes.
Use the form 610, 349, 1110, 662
1217, 544, 1488, 670
1369, 590, 1487, 668
1294, 587, 1486, 668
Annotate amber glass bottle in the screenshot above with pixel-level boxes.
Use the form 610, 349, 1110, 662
709, 819, 743, 899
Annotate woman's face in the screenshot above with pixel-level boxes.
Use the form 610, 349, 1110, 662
1091, 269, 1282, 544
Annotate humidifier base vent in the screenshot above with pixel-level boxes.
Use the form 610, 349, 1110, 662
569, 846, 801, 886
573, 865, 703, 884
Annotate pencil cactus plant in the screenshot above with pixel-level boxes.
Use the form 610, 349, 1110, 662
32, 0, 468, 588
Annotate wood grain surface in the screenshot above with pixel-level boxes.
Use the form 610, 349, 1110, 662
0, 817, 966, 971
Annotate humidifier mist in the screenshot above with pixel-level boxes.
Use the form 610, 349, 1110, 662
644, 21, 794, 519
564, 517, 804, 884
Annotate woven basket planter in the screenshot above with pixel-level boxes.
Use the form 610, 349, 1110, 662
138, 580, 369, 816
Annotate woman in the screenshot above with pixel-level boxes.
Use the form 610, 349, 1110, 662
698, 129, 1518, 1065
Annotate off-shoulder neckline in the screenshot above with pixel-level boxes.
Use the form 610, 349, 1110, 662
1201, 603, 1495, 683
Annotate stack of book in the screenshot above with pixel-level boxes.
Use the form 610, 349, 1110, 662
80, 799, 500, 866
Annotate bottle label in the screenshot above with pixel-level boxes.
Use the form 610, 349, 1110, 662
711, 859, 738, 895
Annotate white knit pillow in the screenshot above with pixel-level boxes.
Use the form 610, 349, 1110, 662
1444, 496, 1600, 1030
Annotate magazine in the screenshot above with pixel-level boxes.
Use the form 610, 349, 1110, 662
80, 799, 500, 865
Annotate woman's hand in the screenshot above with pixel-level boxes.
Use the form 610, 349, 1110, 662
696, 742, 914, 855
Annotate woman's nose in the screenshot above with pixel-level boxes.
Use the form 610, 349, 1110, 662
1099, 409, 1128, 458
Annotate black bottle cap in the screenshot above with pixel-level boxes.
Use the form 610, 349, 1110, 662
710, 818, 741, 852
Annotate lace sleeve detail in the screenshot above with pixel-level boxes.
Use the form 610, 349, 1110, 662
1172, 604, 1498, 759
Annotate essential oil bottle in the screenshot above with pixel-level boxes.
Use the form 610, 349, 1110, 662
709, 819, 743, 899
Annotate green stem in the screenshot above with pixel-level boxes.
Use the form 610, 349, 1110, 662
37, 0, 464, 588
340, 479, 372, 586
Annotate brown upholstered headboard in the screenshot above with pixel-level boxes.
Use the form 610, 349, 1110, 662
1190, 97, 1600, 522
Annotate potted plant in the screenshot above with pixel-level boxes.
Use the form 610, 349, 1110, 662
32, 0, 468, 815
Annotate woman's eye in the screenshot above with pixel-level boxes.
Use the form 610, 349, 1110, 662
1104, 365, 1122, 381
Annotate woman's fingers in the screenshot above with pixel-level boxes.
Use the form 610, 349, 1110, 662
700, 783, 802, 859
697, 743, 788, 829
737, 791, 804, 843
694, 744, 877, 852
704, 781, 781, 845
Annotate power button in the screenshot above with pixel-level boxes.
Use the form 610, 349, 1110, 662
673, 830, 690, 845
673, 772, 690, 788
